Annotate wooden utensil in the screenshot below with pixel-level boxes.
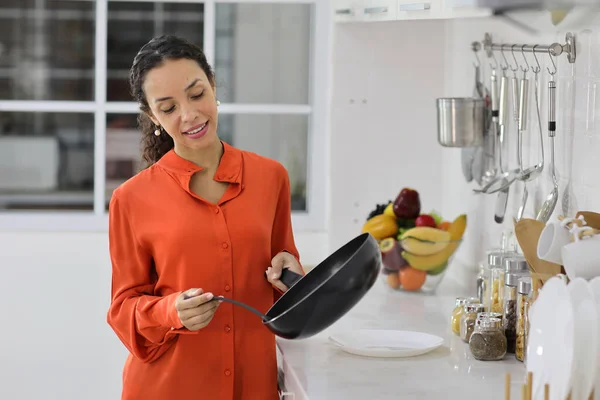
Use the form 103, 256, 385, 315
514, 219, 562, 281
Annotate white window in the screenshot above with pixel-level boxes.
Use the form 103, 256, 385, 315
0, 0, 329, 233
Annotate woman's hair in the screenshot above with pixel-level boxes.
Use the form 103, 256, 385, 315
129, 34, 215, 166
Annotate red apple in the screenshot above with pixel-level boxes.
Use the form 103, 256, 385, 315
415, 214, 437, 228
392, 188, 421, 219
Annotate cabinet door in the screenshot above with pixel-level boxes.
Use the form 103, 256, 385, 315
442, 0, 491, 16
362, 0, 398, 21
397, 0, 440, 18
333, 0, 362, 22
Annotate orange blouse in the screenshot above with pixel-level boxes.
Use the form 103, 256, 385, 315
106, 141, 302, 400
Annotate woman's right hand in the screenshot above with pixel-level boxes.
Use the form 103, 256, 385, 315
175, 288, 220, 331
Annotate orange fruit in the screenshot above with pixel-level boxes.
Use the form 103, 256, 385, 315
399, 267, 426, 291
386, 272, 401, 289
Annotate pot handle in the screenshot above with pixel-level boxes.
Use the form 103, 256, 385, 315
279, 268, 303, 289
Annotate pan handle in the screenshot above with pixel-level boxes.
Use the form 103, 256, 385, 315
278, 268, 303, 289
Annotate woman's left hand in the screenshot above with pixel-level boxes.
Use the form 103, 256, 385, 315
267, 252, 303, 292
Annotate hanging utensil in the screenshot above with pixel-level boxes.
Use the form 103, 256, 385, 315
516, 46, 545, 184
462, 47, 487, 183
516, 49, 531, 221
481, 57, 500, 185
515, 46, 546, 220
473, 45, 523, 195
562, 58, 578, 217
536, 52, 560, 223
494, 51, 512, 224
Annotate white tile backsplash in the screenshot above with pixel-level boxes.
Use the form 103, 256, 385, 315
329, 14, 600, 273
442, 18, 600, 263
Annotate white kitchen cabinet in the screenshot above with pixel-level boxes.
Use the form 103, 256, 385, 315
440, 0, 493, 18
397, 0, 439, 19
332, 0, 363, 22
332, 0, 491, 22
362, 0, 398, 22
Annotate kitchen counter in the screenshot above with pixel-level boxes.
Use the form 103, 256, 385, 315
276, 269, 528, 400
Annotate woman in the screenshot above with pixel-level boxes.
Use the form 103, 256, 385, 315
106, 34, 304, 400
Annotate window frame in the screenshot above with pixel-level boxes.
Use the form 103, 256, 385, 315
0, 0, 330, 233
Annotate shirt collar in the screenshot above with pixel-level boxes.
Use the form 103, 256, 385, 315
156, 141, 243, 184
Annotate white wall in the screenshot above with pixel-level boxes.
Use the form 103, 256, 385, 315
327, 14, 600, 281
328, 20, 448, 252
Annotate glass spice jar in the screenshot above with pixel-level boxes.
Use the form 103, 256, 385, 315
487, 252, 505, 313
490, 254, 527, 315
451, 297, 467, 335
516, 277, 532, 362
451, 297, 479, 335
503, 255, 529, 274
469, 317, 507, 361
503, 272, 521, 354
461, 303, 485, 343
476, 312, 503, 326
477, 263, 490, 305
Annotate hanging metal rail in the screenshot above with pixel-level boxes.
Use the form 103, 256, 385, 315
479, 32, 576, 64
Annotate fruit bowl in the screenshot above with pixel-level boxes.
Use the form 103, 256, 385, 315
379, 237, 463, 294
361, 187, 467, 295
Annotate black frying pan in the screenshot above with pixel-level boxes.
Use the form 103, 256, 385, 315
212, 233, 381, 340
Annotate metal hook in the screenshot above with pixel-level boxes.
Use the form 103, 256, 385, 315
547, 48, 557, 76
520, 44, 530, 73
499, 45, 509, 72
471, 41, 481, 68
489, 50, 498, 71
510, 44, 519, 73
531, 45, 541, 74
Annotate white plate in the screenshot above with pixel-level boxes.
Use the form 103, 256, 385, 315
328, 329, 444, 358
589, 277, 600, 400
527, 276, 575, 400
567, 278, 598, 400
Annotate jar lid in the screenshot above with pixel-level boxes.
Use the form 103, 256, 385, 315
476, 312, 502, 320
488, 251, 504, 267
503, 256, 529, 272
465, 303, 485, 313
519, 277, 533, 295
454, 297, 467, 306
504, 272, 523, 287
479, 317, 502, 329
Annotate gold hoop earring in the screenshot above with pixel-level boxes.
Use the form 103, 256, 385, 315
154, 126, 161, 136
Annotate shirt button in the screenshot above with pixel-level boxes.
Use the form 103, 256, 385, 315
224, 325, 231, 333
215, 208, 220, 214
224, 369, 231, 376
222, 242, 228, 249
241, 184, 245, 189
224, 285, 231, 292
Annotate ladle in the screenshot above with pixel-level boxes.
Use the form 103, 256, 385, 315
516, 46, 545, 220
473, 45, 525, 195
516, 47, 545, 184
536, 54, 559, 223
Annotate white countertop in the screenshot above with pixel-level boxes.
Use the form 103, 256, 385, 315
276, 268, 529, 400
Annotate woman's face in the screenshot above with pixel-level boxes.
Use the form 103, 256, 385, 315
143, 58, 219, 154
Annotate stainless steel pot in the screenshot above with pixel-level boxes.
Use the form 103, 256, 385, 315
437, 97, 485, 147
